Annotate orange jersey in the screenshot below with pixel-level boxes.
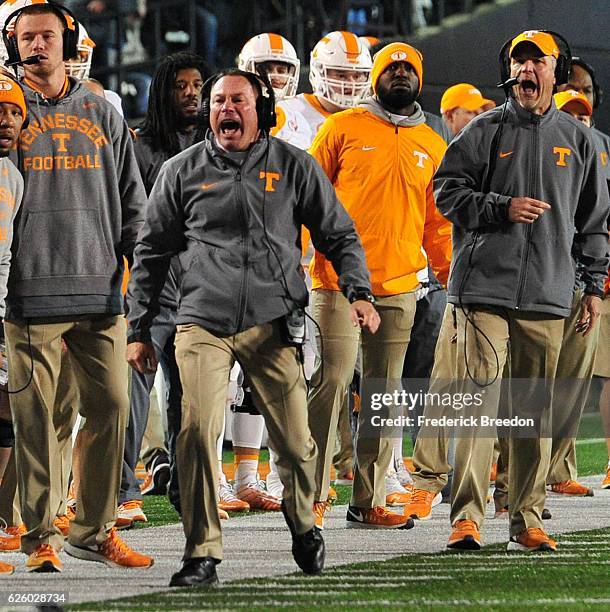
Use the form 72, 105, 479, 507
309, 108, 451, 295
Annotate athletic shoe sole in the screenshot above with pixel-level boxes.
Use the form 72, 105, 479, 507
447, 535, 481, 550
506, 541, 556, 552
169, 573, 219, 588
346, 518, 415, 530
26, 561, 61, 573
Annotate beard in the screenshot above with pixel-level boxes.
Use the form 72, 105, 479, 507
376, 83, 418, 112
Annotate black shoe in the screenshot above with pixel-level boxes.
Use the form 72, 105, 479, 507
142, 450, 171, 496
542, 508, 552, 520
281, 501, 325, 575
169, 557, 219, 587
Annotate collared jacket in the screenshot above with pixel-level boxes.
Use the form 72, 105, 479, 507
309, 98, 452, 296
7, 78, 145, 319
435, 97, 609, 317
126, 133, 371, 341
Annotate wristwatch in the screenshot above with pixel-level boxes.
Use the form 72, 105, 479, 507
348, 290, 376, 304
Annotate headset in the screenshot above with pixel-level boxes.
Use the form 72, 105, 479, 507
200, 68, 276, 132
570, 56, 603, 109
498, 30, 572, 87
2, 1, 78, 66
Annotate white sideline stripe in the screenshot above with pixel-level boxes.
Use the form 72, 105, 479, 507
575, 438, 606, 445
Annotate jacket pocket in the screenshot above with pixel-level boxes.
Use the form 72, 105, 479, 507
16, 208, 116, 279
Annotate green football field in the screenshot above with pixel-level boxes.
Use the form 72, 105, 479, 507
67, 411, 609, 610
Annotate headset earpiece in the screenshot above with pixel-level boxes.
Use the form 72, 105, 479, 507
2, 1, 79, 67
498, 30, 572, 88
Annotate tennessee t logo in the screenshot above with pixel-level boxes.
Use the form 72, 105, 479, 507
601, 152, 608, 167
52, 132, 71, 153
553, 146, 571, 167
413, 151, 428, 168
259, 171, 280, 192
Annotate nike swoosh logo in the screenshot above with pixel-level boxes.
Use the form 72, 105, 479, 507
201, 182, 218, 190
361, 146, 376, 151
499, 151, 514, 158
348, 508, 364, 522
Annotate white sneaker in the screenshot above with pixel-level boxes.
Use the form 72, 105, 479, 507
265, 470, 284, 500
115, 500, 147, 529
394, 458, 414, 487
385, 469, 412, 506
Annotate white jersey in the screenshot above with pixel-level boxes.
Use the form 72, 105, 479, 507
272, 93, 331, 150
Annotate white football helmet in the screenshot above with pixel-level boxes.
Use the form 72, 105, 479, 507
238, 33, 300, 101
65, 22, 95, 79
309, 30, 372, 109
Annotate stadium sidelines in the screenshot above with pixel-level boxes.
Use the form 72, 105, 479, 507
1, 475, 608, 608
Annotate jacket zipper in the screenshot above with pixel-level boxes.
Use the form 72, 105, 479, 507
515, 118, 539, 308
234, 169, 249, 331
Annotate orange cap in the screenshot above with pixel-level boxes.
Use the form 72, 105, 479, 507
440, 83, 495, 114
509, 30, 560, 59
0, 75, 26, 122
371, 42, 423, 94
554, 90, 592, 116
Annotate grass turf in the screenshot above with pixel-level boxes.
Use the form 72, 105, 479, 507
69, 527, 610, 611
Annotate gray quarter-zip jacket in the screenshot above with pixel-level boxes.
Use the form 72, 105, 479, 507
434, 97, 609, 317
7, 78, 145, 319
126, 133, 371, 341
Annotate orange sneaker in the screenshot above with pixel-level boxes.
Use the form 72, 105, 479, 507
236, 482, 281, 511
602, 468, 610, 490
346, 505, 414, 529
67, 480, 77, 511
447, 520, 482, 550
327, 486, 338, 505
116, 500, 148, 529
218, 482, 250, 512
314, 501, 330, 530
404, 489, 439, 521
0, 560, 13, 574
549, 480, 594, 497
53, 514, 71, 537
0, 523, 26, 552
26, 544, 62, 573
64, 527, 154, 568
218, 508, 229, 520
508, 528, 557, 552
489, 462, 498, 483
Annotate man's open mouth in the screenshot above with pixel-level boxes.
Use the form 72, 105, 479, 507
519, 79, 538, 95
220, 119, 241, 135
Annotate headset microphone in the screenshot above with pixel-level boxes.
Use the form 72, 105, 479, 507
497, 76, 518, 91
5, 54, 42, 68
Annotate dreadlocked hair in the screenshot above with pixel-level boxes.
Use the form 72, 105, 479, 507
139, 52, 211, 156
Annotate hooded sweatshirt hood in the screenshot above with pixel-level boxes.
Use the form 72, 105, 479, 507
359, 95, 426, 128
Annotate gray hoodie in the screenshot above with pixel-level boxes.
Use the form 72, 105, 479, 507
7, 78, 146, 319
0, 158, 23, 318
127, 133, 371, 340
435, 97, 609, 317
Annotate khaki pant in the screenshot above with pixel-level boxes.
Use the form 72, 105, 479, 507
308, 289, 416, 507
412, 304, 563, 536
174, 319, 316, 561
6, 315, 128, 553
547, 291, 599, 483
332, 394, 353, 475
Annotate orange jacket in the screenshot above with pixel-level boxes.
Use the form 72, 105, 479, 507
309, 107, 451, 295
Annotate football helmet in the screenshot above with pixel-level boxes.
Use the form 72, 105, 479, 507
309, 30, 372, 108
238, 33, 300, 101
65, 21, 95, 79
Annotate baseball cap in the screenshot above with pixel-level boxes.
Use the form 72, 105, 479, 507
371, 42, 423, 94
509, 30, 560, 59
0, 74, 26, 122
554, 90, 592, 115
440, 83, 495, 114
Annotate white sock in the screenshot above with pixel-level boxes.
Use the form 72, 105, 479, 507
392, 436, 403, 471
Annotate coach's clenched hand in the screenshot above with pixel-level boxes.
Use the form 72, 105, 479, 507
126, 341, 158, 374
350, 301, 381, 333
